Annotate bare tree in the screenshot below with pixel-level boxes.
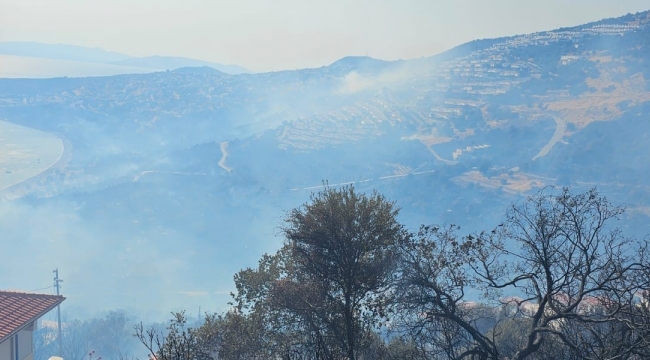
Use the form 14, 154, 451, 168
471, 188, 650, 360
60, 319, 93, 360
394, 188, 650, 360
394, 224, 500, 360
134, 311, 216, 360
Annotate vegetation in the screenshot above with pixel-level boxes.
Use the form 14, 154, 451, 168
125, 186, 650, 359
3, 12, 650, 317
32, 186, 650, 359
16, 10, 650, 360
34, 310, 135, 360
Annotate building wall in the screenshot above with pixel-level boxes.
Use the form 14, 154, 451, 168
0, 321, 35, 360
18, 326, 34, 360
0, 337, 11, 359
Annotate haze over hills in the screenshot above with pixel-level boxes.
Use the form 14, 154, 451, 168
0, 11, 649, 316
0, 41, 250, 78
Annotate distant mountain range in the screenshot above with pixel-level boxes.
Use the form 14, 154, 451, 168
0, 41, 250, 77
0, 10, 649, 315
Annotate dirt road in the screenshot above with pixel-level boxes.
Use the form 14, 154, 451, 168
219, 141, 233, 172
533, 116, 566, 161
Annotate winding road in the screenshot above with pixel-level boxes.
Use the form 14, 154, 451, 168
218, 141, 233, 172
533, 116, 566, 161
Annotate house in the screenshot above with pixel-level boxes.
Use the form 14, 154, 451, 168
0, 291, 65, 360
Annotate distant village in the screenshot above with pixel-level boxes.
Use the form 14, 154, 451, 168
279, 20, 646, 150
0, 18, 646, 155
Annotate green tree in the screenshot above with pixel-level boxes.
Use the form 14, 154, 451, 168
232, 185, 410, 359
232, 248, 315, 358
281, 185, 408, 359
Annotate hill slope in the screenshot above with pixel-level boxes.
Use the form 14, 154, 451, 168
0, 10, 649, 314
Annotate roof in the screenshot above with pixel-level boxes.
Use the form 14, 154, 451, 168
0, 291, 65, 342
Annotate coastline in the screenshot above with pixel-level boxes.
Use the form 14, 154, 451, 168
0, 119, 67, 193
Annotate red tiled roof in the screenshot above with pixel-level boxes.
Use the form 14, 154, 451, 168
0, 290, 65, 342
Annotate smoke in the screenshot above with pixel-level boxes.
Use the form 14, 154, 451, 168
0, 198, 238, 321
336, 61, 432, 94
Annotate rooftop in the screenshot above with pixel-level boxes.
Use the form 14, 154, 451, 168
0, 290, 65, 342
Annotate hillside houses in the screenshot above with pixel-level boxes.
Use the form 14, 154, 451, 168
279, 16, 647, 149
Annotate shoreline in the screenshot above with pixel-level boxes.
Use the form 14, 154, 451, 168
0, 119, 67, 194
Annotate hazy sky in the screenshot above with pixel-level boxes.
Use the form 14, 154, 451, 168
0, 0, 648, 72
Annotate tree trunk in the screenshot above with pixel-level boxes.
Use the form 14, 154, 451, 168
345, 293, 355, 360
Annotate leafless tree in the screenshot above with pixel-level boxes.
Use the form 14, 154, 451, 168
471, 188, 650, 360
394, 188, 650, 360
60, 319, 93, 360
393, 224, 500, 360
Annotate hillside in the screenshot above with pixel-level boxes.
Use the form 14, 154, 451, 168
0, 10, 649, 313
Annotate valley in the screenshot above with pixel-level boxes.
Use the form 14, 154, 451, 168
0, 10, 649, 315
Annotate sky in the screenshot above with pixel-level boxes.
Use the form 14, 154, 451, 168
0, 0, 649, 72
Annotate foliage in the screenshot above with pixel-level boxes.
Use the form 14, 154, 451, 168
34, 310, 135, 360
281, 185, 408, 358
134, 312, 213, 360
133, 187, 650, 360
230, 185, 410, 359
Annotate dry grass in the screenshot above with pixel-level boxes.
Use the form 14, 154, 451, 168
414, 135, 453, 147
455, 170, 547, 193
521, 58, 650, 129
385, 163, 412, 176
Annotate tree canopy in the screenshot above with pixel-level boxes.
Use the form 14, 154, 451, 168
134, 187, 650, 360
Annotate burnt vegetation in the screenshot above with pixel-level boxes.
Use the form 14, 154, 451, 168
132, 186, 650, 360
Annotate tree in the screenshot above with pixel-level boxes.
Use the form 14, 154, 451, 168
232, 248, 317, 358
34, 311, 137, 360
131, 187, 650, 359
488, 318, 576, 360
394, 188, 650, 360
393, 224, 499, 360
34, 326, 58, 360
471, 187, 650, 360
232, 185, 410, 359
60, 319, 93, 360
210, 310, 271, 360
134, 311, 218, 360
86, 310, 134, 360
282, 185, 408, 359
